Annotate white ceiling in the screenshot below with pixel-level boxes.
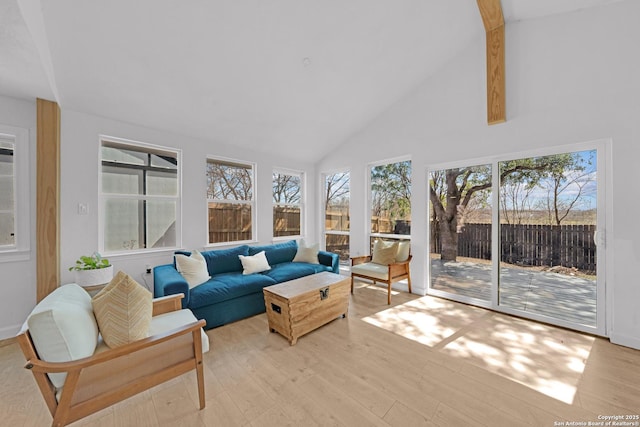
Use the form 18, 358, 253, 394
1, 0, 626, 162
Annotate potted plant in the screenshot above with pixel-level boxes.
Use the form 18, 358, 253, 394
69, 252, 114, 287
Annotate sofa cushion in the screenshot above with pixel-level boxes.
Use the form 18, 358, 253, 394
201, 245, 249, 275
23, 283, 99, 389
189, 273, 276, 309
248, 240, 297, 265
261, 262, 322, 283
92, 271, 153, 348
175, 250, 210, 288
239, 250, 271, 275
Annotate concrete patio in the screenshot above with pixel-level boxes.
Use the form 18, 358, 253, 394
430, 259, 597, 327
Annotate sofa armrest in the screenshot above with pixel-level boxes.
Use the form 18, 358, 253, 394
153, 264, 190, 308
318, 250, 340, 274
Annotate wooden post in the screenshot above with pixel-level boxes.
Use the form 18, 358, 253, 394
477, 0, 506, 125
36, 98, 61, 302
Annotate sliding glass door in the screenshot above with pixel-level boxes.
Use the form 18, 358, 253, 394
429, 142, 605, 335
429, 164, 493, 304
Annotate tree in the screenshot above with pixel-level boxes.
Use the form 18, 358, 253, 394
500, 180, 536, 225
272, 173, 301, 204
325, 172, 350, 231
325, 172, 350, 208
207, 162, 252, 200
371, 161, 411, 233
540, 151, 595, 225
429, 165, 492, 261
429, 153, 585, 261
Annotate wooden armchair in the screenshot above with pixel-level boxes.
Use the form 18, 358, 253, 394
350, 241, 412, 305
17, 292, 207, 427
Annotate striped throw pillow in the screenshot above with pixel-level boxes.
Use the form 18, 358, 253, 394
92, 271, 152, 348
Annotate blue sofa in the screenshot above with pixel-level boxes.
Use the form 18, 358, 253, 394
153, 240, 340, 329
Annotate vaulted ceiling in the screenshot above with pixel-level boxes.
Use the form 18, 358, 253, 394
1, 0, 626, 162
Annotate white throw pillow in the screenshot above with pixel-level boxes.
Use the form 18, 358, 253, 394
239, 251, 271, 275
293, 240, 320, 264
175, 250, 210, 288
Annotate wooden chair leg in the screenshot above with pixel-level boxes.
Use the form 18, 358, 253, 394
350, 275, 354, 293
193, 330, 206, 410
407, 271, 412, 294
387, 282, 392, 305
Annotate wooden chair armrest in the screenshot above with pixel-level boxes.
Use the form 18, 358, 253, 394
351, 255, 372, 266
24, 319, 205, 374
152, 293, 185, 316
388, 255, 412, 274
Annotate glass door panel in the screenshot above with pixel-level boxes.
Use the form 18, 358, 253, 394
429, 164, 492, 303
498, 150, 597, 328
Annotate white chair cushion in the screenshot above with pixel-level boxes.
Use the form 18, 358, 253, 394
149, 309, 210, 353
351, 262, 389, 281
22, 283, 99, 389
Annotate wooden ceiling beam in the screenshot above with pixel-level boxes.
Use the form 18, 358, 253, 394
477, 0, 506, 125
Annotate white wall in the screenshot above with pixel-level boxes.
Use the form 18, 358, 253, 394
0, 104, 316, 339
60, 109, 317, 286
318, 0, 640, 349
0, 95, 37, 339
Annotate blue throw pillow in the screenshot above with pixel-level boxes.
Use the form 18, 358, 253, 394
201, 245, 250, 275
248, 240, 297, 265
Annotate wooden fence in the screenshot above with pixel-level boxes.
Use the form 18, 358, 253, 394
208, 204, 301, 242
432, 223, 597, 273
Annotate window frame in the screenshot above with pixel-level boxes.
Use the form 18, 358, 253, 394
206, 156, 257, 246
0, 125, 30, 262
98, 135, 182, 255
272, 168, 305, 241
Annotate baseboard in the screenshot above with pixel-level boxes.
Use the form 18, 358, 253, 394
0, 323, 21, 341
609, 332, 640, 350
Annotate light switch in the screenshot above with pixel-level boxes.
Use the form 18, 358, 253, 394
78, 203, 89, 215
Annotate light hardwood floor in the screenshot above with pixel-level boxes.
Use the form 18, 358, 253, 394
2, 279, 639, 426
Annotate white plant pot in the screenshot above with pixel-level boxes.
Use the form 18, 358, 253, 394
74, 265, 114, 287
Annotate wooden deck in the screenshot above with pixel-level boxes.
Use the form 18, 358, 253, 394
430, 259, 597, 327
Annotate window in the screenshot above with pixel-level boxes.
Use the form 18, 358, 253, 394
207, 157, 255, 244
0, 136, 15, 247
369, 159, 411, 249
100, 137, 180, 253
323, 171, 350, 263
0, 125, 29, 259
273, 169, 303, 238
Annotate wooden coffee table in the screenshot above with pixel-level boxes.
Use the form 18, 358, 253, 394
263, 272, 350, 345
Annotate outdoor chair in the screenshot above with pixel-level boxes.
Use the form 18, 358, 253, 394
17, 283, 208, 427
350, 240, 412, 304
